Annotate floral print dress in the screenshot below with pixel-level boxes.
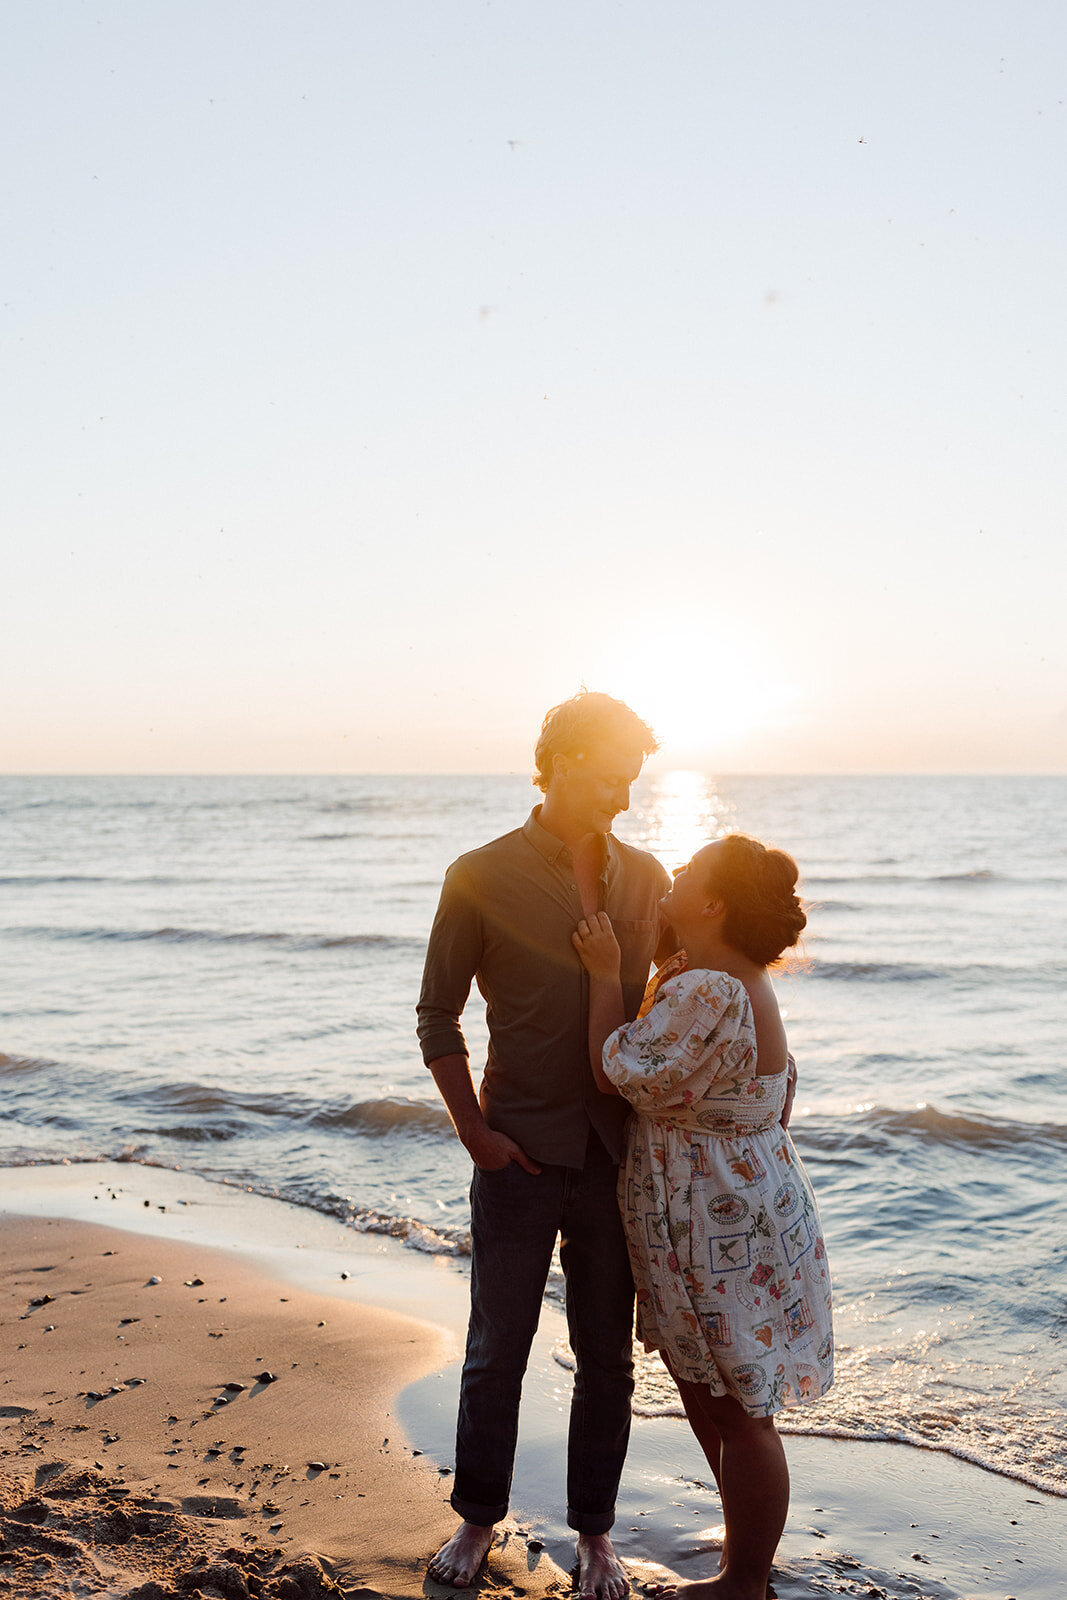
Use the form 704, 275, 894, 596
603, 959, 833, 1417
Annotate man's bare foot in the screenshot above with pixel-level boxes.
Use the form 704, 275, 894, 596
576, 1533, 629, 1600
428, 1522, 494, 1587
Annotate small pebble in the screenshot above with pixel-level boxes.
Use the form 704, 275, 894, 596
256, 1371, 277, 1384
308, 1461, 326, 1471
146, 1276, 162, 1286
224, 1382, 247, 1392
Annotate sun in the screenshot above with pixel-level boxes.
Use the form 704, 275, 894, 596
586, 622, 799, 768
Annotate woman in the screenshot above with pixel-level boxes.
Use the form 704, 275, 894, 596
572, 834, 832, 1600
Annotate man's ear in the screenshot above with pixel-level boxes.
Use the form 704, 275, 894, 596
552, 752, 570, 781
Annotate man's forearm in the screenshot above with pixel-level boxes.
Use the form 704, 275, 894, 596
429, 1054, 487, 1143
428, 1053, 540, 1173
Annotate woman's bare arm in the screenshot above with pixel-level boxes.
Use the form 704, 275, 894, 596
572, 912, 625, 1096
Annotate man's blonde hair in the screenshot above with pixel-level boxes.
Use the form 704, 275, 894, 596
533, 690, 658, 793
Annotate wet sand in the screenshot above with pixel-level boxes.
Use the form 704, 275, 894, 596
2, 1164, 1063, 1600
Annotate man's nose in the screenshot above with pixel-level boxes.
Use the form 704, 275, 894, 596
615, 785, 630, 812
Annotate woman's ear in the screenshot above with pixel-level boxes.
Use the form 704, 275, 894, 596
701, 896, 726, 922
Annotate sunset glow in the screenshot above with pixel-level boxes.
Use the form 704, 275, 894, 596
2, 5, 1064, 775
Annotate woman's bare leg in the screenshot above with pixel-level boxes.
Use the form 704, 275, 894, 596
653, 1373, 788, 1600
660, 1355, 726, 1568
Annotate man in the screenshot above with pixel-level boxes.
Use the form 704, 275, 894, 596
417, 691, 671, 1599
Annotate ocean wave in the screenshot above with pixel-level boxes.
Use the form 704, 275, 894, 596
1, 1059, 455, 1151
808, 960, 945, 982
0, 1051, 62, 1078
110, 1078, 304, 1121
311, 1097, 453, 1137
4, 924, 423, 953
108, 1081, 455, 1147
0, 874, 194, 887
800, 1102, 1067, 1155
806, 868, 1066, 888
806, 957, 1067, 985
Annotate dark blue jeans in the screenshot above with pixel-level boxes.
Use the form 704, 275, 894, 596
452, 1135, 635, 1534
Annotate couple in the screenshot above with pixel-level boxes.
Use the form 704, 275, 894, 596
417, 692, 832, 1600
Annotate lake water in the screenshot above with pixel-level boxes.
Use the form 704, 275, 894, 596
2, 772, 1064, 1496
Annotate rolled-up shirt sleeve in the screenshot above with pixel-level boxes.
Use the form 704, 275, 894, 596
416, 860, 484, 1066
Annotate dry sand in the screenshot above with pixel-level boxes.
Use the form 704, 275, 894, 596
0, 1214, 570, 1600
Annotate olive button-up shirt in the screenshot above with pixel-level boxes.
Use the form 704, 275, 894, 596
416, 807, 670, 1167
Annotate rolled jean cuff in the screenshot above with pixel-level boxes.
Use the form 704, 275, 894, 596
567, 1506, 615, 1536
450, 1487, 507, 1528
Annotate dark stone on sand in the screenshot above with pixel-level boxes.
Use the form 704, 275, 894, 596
255, 1372, 277, 1384
224, 1382, 247, 1392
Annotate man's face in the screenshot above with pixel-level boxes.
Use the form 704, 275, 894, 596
559, 741, 643, 836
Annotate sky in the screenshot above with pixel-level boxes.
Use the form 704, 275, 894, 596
3, 2, 1066, 775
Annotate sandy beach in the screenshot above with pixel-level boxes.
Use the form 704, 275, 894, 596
1, 1164, 1062, 1600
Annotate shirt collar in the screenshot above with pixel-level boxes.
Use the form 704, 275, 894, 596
524, 806, 617, 878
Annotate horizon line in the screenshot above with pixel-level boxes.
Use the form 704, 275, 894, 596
1, 770, 1064, 781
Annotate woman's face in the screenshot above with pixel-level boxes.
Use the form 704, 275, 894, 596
660, 841, 723, 928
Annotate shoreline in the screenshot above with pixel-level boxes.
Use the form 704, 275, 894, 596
2, 1163, 1063, 1599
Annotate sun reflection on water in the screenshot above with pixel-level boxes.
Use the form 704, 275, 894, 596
623, 769, 735, 874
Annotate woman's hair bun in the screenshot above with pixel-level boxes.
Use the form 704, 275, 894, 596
704, 833, 806, 967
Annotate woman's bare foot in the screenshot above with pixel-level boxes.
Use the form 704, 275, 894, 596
428, 1521, 494, 1587
646, 1578, 772, 1600
576, 1533, 629, 1600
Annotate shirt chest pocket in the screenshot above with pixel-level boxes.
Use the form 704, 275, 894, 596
612, 917, 659, 974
